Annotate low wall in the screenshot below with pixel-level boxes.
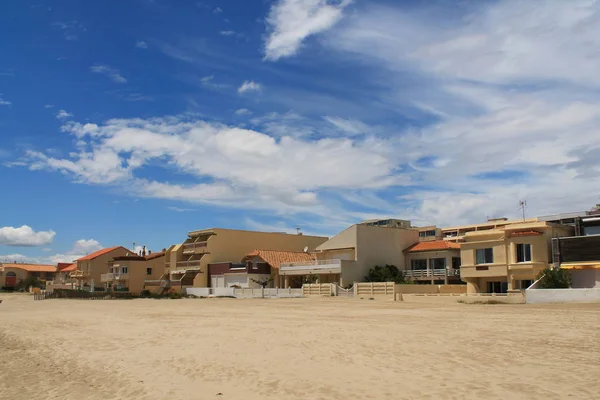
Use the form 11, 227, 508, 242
186, 287, 305, 299
526, 288, 600, 304
395, 284, 467, 295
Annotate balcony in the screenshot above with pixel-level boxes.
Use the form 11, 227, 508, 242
182, 241, 208, 255
404, 269, 460, 279
280, 259, 346, 275
101, 273, 129, 282
70, 270, 89, 279
176, 260, 203, 269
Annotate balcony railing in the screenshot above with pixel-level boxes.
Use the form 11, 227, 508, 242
70, 270, 89, 279
404, 269, 460, 278
176, 260, 202, 268
144, 280, 182, 287
182, 242, 208, 254
280, 259, 344, 274
101, 273, 129, 282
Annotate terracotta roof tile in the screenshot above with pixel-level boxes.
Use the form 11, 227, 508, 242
243, 250, 315, 269
60, 263, 77, 272
405, 240, 461, 253
145, 251, 165, 260
76, 246, 126, 261
1, 263, 57, 273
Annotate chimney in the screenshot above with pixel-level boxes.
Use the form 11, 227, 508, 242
148, 250, 152, 255
142, 246, 146, 257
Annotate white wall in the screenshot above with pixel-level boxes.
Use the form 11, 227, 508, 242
571, 269, 600, 289
526, 288, 600, 304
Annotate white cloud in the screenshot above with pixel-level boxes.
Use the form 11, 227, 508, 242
264, 0, 352, 61
0, 225, 56, 246
220, 30, 235, 36
0, 238, 104, 264
43, 104, 54, 109
235, 108, 252, 116
56, 109, 73, 119
90, 64, 127, 83
238, 81, 262, 94
213, 7, 222, 14
135, 40, 148, 49
168, 206, 194, 212
0, 94, 11, 106
323, 116, 370, 135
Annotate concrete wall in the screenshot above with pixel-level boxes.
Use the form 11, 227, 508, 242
188, 229, 328, 287
394, 284, 467, 294
526, 288, 600, 304
571, 269, 600, 289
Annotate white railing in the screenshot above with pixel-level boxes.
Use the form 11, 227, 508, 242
185, 287, 304, 298
176, 260, 202, 268
404, 269, 460, 278
182, 242, 208, 253
280, 259, 343, 271
100, 273, 114, 282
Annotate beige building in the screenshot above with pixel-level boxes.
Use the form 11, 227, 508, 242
442, 217, 539, 242
280, 224, 419, 287
403, 240, 462, 284
102, 250, 166, 293
460, 222, 573, 293
0, 263, 57, 289
165, 228, 328, 288
70, 247, 130, 290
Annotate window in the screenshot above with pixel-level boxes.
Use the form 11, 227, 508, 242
476, 248, 494, 264
419, 230, 437, 237
519, 280, 533, 289
411, 259, 427, 270
430, 258, 446, 270
452, 257, 461, 269
121, 267, 128, 274
146, 267, 152, 276
516, 244, 532, 262
487, 281, 508, 293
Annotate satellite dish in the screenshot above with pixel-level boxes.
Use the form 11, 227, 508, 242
303, 246, 309, 253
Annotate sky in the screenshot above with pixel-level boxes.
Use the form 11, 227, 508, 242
1, 0, 599, 264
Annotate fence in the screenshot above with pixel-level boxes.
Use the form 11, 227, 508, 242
526, 288, 600, 304
302, 283, 334, 296
185, 287, 304, 298
33, 289, 138, 300
354, 282, 395, 297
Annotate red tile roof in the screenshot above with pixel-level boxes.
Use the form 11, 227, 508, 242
76, 246, 125, 261
1, 263, 57, 273
405, 240, 461, 253
60, 263, 77, 272
510, 230, 543, 237
145, 251, 166, 261
243, 250, 315, 269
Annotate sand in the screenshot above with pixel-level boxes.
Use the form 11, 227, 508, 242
0, 293, 598, 400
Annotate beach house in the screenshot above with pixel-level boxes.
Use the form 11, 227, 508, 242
279, 221, 419, 287
70, 246, 131, 290
161, 228, 328, 288
403, 240, 462, 284
460, 221, 573, 293
103, 249, 166, 293
0, 262, 57, 290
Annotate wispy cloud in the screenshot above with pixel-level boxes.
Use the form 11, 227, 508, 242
51, 20, 86, 41
213, 7, 222, 14
0, 238, 103, 264
0, 94, 11, 106
168, 206, 195, 212
56, 109, 73, 119
238, 80, 261, 94
43, 104, 54, 109
135, 40, 148, 49
90, 64, 127, 83
235, 108, 252, 116
264, 0, 352, 61
323, 116, 370, 135
219, 30, 235, 36
124, 93, 153, 102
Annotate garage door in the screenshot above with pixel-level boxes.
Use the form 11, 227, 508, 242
211, 276, 225, 288
5, 272, 17, 287
225, 275, 248, 288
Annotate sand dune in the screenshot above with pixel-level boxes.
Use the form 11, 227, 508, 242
0, 293, 598, 399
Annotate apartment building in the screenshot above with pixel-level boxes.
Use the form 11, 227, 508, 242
403, 240, 462, 284
102, 249, 166, 293
279, 223, 419, 287
70, 247, 130, 290
164, 228, 328, 288
442, 217, 539, 242
460, 221, 573, 293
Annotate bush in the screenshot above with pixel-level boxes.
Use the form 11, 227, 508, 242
364, 265, 409, 284
16, 276, 44, 292
537, 267, 571, 289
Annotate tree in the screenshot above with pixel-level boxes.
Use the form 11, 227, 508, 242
364, 264, 410, 284
15, 276, 44, 292
537, 267, 571, 289
250, 276, 274, 289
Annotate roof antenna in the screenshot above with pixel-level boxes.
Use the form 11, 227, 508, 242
518, 200, 527, 221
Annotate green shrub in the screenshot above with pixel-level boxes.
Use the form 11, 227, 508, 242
537, 267, 571, 289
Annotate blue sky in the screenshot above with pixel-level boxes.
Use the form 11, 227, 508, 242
1, 0, 599, 263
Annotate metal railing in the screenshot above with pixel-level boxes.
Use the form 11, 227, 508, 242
176, 260, 202, 268
404, 269, 460, 278
101, 273, 129, 282
182, 242, 208, 253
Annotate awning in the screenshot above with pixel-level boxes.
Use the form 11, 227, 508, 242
560, 262, 600, 270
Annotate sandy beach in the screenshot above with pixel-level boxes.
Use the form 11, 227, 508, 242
0, 293, 598, 400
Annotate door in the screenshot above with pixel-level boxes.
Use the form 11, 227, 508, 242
211, 275, 225, 288
5, 272, 17, 287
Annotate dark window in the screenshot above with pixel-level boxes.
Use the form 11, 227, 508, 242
146, 267, 152, 276
430, 258, 446, 270
520, 280, 533, 289
452, 257, 461, 269
411, 259, 427, 270
516, 244, 532, 262
487, 281, 508, 293
476, 248, 494, 264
